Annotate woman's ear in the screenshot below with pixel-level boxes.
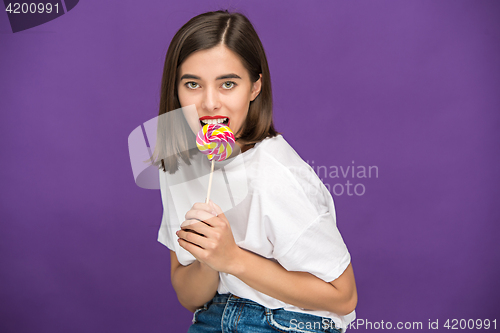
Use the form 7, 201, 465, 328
250, 74, 262, 101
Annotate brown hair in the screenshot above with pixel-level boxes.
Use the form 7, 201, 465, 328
151, 10, 278, 173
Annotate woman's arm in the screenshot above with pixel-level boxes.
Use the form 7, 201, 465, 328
170, 250, 219, 312
177, 202, 357, 315
231, 250, 357, 315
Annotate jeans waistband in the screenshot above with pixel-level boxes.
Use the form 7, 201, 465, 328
211, 292, 245, 304
204, 292, 343, 333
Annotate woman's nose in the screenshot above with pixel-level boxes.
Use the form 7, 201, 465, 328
201, 86, 221, 112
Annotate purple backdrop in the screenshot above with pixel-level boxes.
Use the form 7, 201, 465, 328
1, 1, 499, 332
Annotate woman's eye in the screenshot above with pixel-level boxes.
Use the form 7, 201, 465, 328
222, 81, 236, 89
186, 82, 199, 89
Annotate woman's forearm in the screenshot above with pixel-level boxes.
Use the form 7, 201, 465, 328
228, 248, 357, 316
172, 259, 220, 312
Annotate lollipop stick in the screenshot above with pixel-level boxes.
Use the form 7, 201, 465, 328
205, 159, 215, 204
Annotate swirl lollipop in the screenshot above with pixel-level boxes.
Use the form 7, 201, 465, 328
196, 123, 235, 161
196, 123, 235, 203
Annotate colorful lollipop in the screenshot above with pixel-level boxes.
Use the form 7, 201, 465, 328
196, 124, 236, 203
196, 124, 235, 161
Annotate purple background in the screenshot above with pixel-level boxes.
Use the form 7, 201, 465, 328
1, 1, 499, 332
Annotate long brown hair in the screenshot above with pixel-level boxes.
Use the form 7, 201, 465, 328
151, 10, 278, 173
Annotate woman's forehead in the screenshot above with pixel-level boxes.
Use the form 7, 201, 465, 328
179, 45, 249, 80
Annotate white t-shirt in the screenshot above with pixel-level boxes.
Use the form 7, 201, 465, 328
158, 134, 355, 330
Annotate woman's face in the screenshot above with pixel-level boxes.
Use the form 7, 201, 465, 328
177, 44, 262, 150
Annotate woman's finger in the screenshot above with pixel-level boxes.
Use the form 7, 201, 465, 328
207, 200, 224, 216
207, 200, 229, 224
192, 202, 218, 216
185, 209, 218, 226
177, 229, 208, 249
180, 220, 217, 239
180, 218, 208, 229
177, 237, 204, 260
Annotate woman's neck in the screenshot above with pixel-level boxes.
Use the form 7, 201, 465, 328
236, 140, 255, 154
240, 143, 255, 153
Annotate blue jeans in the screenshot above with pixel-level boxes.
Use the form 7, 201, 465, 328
187, 292, 342, 333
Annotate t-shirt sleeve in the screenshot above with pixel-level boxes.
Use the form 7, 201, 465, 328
158, 207, 175, 250
157, 169, 196, 266
274, 211, 351, 282
255, 153, 351, 282
157, 170, 177, 251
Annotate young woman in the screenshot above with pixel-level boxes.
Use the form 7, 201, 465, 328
153, 10, 357, 333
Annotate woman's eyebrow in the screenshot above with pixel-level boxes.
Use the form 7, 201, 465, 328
216, 74, 242, 80
179, 73, 242, 80
180, 74, 201, 80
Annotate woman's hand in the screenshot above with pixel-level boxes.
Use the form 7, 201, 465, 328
176, 200, 242, 274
